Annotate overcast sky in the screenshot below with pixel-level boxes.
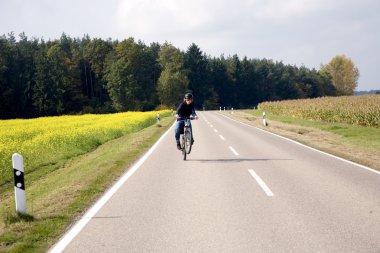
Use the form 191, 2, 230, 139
1, 0, 379, 91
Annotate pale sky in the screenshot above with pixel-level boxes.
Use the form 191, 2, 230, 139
1, 0, 379, 91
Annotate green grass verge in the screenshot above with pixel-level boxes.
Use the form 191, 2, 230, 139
0, 116, 174, 253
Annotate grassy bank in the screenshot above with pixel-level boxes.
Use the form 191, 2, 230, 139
224, 110, 380, 171
0, 115, 174, 252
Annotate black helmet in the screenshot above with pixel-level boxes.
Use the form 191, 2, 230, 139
184, 93, 193, 99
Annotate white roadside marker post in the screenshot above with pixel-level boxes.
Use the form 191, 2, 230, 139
12, 153, 27, 214
263, 112, 266, 126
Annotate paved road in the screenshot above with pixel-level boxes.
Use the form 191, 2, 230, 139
53, 111, 380, 252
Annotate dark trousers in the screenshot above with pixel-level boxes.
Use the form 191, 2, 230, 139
175, 120, 193, 144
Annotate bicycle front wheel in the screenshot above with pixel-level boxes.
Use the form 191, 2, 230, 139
184, 129, 192, 154
181, 135, 186, 160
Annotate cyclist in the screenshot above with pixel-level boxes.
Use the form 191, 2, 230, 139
175, 93, 198, 150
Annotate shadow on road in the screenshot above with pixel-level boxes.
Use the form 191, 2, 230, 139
185, 158, 292, 163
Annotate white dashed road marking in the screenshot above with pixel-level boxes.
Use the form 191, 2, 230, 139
248, 169, 274, 197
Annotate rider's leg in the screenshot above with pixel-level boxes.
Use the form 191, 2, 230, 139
175, 120, 184, 148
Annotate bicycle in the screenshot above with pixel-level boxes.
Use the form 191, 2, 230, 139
180, 117, 193, 160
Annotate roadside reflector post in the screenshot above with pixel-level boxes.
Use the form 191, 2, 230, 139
263, 112, 266, 126
156, 113, 160, 125
12, 153, 27, 214
220, 107, 221, 112
231, 107, 234, 114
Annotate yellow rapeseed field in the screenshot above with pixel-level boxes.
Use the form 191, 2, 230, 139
0, 110, 171, 185
258, 94, 380, 127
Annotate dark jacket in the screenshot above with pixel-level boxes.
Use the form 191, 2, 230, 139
176, 102, 197, 120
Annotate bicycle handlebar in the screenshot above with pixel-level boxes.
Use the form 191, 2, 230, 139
176, 115, 197, 120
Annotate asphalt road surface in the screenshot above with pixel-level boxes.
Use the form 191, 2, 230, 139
51, 111, 380, 253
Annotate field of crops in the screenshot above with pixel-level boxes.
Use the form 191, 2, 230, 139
258, 94, 380, 127
0, 110, 171, 185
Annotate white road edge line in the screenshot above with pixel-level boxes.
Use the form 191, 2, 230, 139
229, 146, 239, 156
248, 169, 274, 197
48, 122, 176, 253
219, 113, 380, 176
219, 135, 225, 141
214, 129, 218, 133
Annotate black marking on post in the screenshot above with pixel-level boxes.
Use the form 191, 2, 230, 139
13, 168, 25, 190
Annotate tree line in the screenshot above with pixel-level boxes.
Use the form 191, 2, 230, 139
1, 32, 344, 119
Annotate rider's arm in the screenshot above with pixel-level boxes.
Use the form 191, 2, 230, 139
176, 102, 184, 119
191, 103, 198, 119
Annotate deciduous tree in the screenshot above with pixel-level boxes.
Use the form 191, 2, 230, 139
157, 43, 188, 108
321, 55, 359, 95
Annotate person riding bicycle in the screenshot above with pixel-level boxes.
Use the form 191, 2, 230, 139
175, 93, 198, 150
